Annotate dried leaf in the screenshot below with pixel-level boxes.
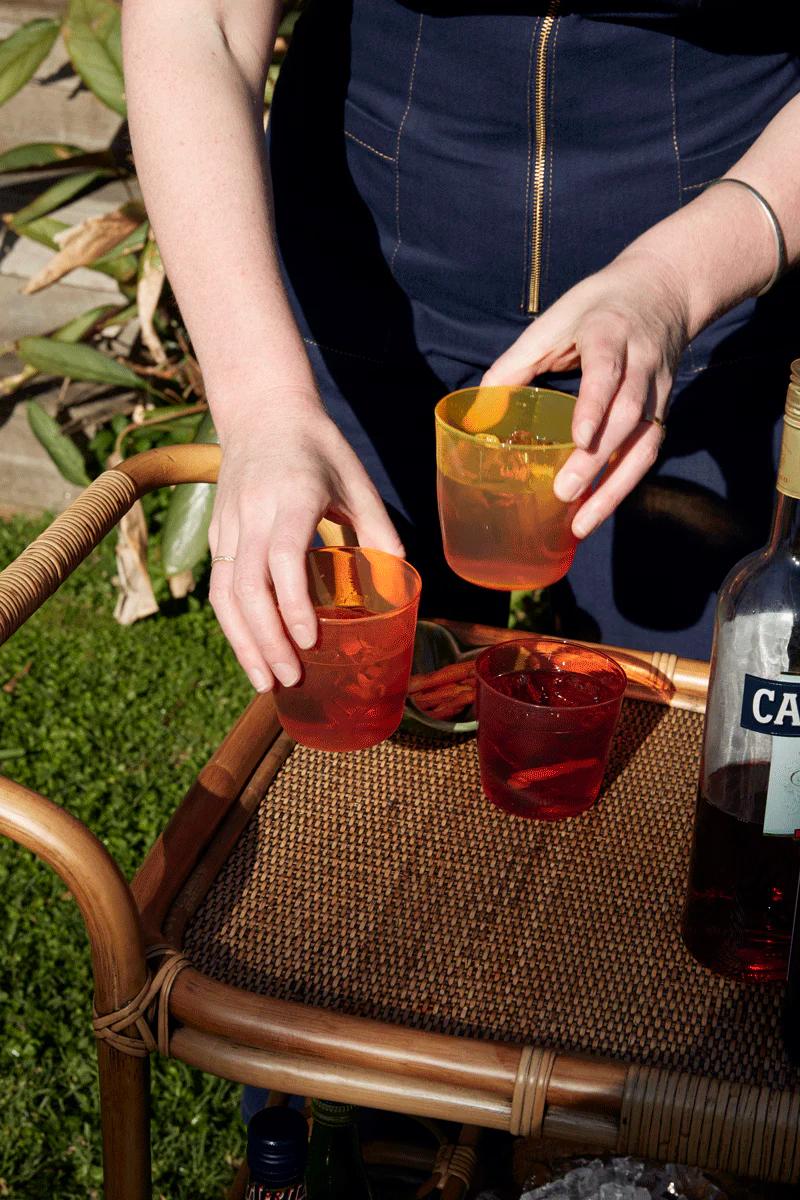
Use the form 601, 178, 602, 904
112, 499, 159, 625
0, 366, 36, 396
167, 569, 195, 599
136, 235, 166, 364
106, 449, 158, 624
23, 204, 142, 294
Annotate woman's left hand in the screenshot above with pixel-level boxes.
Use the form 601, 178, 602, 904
481, 248, 690, 539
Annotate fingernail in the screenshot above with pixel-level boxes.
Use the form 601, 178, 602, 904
273, 661, 300, 687
251, 669, 272, 693
575, 420, 595, 449
291, 622, 315, 650
573, 516, 597, 540
554, 471, 583, 503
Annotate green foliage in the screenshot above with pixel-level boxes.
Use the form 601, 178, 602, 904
9, 168, 114, 227
161, 413, 219, 577
0, 516, 252, 1198
0, 141, 92, 172
18, 336, 149, 391
26, 402, 92, 487
0, 18, 60, 107
9, 214, 69, 250
62, 0, 125, 116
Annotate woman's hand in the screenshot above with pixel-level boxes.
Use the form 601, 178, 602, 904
208, 389, 404, 693
482, 249, 690, 538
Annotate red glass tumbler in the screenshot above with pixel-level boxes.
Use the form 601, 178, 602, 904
475, 638, 626, 820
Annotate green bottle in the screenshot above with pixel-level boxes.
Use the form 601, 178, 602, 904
305, 1099, 373, 1199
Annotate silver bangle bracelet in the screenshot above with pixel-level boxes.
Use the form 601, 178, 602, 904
704, 176, 787, 297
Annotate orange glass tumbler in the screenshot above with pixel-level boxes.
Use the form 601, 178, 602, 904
274, 547, 421, 752
435, 385, 579, 590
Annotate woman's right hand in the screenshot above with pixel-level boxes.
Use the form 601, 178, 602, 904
208, 388, 405, 694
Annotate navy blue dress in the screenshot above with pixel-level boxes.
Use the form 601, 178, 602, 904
268, 0, 800, 659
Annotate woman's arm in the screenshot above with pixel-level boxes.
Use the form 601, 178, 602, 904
484, 93, 800, 539
122, 0, 402, 691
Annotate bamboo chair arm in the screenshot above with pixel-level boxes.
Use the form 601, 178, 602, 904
0, 443, 355, 648
0, 773, 146, 1014
0, 444, 220, 648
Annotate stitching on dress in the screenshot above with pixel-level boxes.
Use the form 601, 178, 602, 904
542, 16, 561, 307
520, 18, 539, 312
344, 129, 396, 163
390, 15, 424, 277
303, 337, 387, 368
682, 176, 718, 192
669, 36, 696, 373
668, 37, 683, 202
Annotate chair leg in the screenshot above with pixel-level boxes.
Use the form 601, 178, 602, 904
97, 1042, 151, 1200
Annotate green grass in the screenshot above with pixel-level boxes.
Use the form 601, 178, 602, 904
0, 516, 252, 1199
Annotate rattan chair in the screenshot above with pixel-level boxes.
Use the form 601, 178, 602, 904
1, 444, 798, 1200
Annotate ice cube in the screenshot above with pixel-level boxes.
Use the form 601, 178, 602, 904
512, 671, 547, 704
564, 1162, 611, 1198
506, 428, 534, 445
610, 1159, 645, 1186
475, 432, 501, 446
521, 1184, 571, 1200
598, 1185, 627, 1200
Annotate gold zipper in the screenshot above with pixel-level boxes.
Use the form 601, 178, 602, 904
527, 0, 560, 315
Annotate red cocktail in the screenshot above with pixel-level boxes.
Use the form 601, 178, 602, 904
475, 638, 626, 819
275, 548, 421, 752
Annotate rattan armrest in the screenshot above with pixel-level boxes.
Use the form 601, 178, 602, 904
0, 444, 222, 647
0, 773, 146, 1016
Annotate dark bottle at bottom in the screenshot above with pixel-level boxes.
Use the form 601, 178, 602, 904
306, 1099, 373, 1200
246, 1105, 309, 1200
682, 763, 800, 981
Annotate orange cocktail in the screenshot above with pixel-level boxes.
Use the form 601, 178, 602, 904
435, 386, 578, 590
274, 547, 421, 752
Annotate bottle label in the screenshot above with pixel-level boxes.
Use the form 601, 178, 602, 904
245, 1184, 306, 1200
778, 418, 800, 499
741, 673, 800, 835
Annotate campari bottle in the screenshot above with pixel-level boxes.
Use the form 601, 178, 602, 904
682, 360, 800, 981
245, 1105, 309, 1200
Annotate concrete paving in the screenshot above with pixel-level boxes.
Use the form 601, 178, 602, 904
0, 2, 122, 157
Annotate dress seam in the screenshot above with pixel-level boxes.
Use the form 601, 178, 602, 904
303, 337, 388, 368
390, 14, 424, 277
344, 129, 396, 163
669, 36, 696, 374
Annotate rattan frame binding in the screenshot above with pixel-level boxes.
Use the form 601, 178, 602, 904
1, 443, 794, 1200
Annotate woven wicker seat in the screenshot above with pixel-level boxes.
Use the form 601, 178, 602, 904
178, 706, 798, 1091
1, 445, 798, 1200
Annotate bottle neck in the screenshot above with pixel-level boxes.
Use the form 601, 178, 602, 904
772, 406, 800, 556
768, 490, 800, 557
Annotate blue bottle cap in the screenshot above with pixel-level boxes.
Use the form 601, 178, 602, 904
247, 1106, 308, 1186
